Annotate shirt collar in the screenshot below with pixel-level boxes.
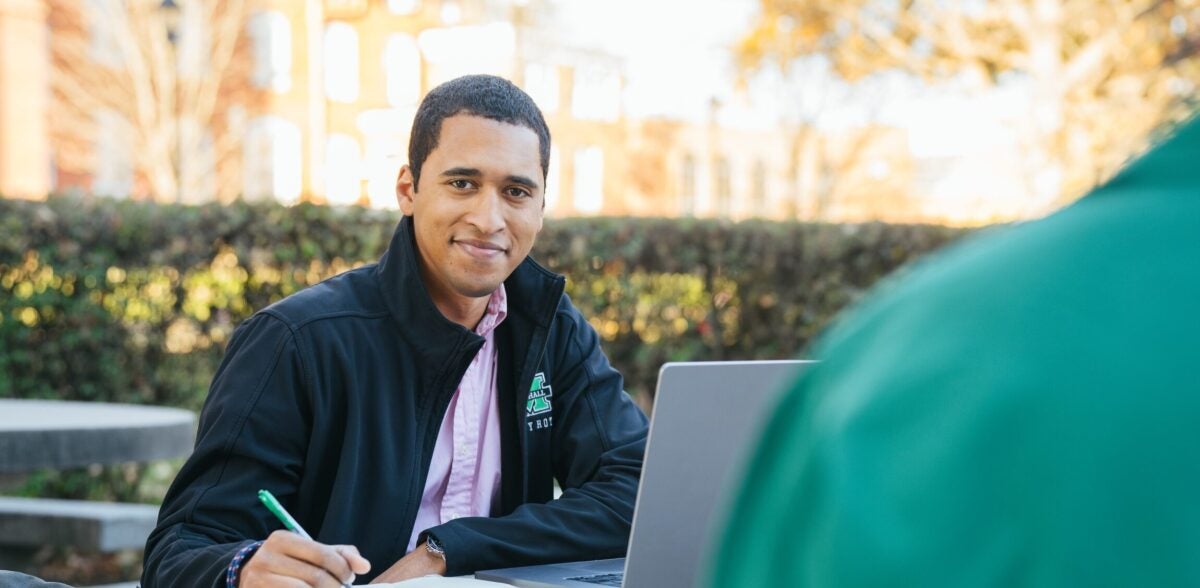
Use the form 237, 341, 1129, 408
475, 283, 508, 337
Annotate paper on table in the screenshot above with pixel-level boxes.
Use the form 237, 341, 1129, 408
370, 575, 508, 587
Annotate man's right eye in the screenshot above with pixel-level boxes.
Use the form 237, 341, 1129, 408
449, 179, 473, 190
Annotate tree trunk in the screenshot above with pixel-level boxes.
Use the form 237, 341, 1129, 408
1023, 0, 1067, 213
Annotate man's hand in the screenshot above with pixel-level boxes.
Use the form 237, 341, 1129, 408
368, 542, 448, 584
240, 530, 371, 587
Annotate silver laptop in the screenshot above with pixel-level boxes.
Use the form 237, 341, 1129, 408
475, 360, 813, 588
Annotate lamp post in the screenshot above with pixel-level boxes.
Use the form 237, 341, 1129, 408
159, 0, 181, 202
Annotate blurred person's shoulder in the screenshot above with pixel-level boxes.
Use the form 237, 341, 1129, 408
710, 118, 1200, 588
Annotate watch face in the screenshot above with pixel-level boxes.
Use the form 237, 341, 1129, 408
426, 537, 445, 556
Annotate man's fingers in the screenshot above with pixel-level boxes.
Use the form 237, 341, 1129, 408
261, 530, 356, 585
250, 573, 309, 588
243, 572, 309, 588
252, 569, 336, 588
249, 548, 347, 588
305, 547, 356, 585
334, 544, 372, 574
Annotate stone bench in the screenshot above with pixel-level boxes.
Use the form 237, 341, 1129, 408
0, 400, 195, 474
0, 496, 158, 552
0, 400, 193, 580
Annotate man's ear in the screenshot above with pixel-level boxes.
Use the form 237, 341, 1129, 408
396, 165, 416, 216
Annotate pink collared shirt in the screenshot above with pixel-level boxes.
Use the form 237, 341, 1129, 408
407, 284, 507, 552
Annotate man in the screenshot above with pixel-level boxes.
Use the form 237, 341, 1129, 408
143, 75, 649, 587
711, 115, 1200, 586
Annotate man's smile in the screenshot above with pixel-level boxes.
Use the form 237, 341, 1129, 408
453, 238, 508, 259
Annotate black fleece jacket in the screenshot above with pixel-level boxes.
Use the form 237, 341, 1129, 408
141, 216, 648, 585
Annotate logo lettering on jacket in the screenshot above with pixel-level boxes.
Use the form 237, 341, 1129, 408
526, 372, 553, 431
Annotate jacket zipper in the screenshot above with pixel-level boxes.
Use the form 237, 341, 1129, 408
395, 339, 473, 556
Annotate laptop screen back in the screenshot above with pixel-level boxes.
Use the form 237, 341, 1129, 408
623, 360, 812, 588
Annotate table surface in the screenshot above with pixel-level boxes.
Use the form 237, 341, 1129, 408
0, 399, 195, 473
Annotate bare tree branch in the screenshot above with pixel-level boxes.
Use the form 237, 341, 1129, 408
48, 0, 254, 202
738, 0, 1200, 207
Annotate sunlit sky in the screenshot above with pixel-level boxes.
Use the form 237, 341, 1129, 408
549, 0, 1042, 218
551, 0, 1019, 133
552, 0, 1022, 147
552, 0, 758, 120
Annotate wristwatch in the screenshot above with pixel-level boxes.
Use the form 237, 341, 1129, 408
425, 536, 446, 561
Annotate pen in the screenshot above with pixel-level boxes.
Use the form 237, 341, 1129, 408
258, 489, 354, 588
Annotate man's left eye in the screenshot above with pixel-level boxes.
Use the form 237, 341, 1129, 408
506, 187, 532, 198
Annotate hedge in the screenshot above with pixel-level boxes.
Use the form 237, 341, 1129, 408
0, 194, 969, 508
1, 195, 969, 409
0, 195, 967, 501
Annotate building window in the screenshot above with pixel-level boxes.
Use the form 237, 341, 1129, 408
715, 157, 732, 216
680, 154, 696, 216
440, 1, 462, 24
353, 109, 407, 210
384, 33, 421, 108
573, 146, 603, 214
545, 146, 561, 214
93, 109, 133, 197
248, 11, 292, 92
418, 23, 515, 87
325, 133, 362, 205
571, 67, 620, 122
752, 160, 767, 216
179, 117, 216, 203
388, 0, 422, 14
524, 63, 559, 114
324, 22, 359, 103
364, 136, 401, 210
243, 116, 302, 204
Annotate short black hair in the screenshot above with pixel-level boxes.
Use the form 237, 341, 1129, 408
408, 74, 551, 190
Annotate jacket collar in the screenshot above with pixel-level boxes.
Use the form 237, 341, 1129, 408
373, 215, 565, 358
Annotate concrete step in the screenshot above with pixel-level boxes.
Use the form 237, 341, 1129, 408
0, 496, 158, 552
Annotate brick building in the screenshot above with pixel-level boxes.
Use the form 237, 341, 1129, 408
0, 0, 919, 222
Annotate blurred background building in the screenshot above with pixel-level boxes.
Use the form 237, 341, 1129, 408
1, 0, 1197, 224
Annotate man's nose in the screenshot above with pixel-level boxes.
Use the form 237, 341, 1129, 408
466, 187, 506, 233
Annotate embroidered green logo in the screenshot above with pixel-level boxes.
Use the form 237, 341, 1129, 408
526, 372, 553, 417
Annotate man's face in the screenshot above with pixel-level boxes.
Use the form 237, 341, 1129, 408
396, 114, 545, 305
